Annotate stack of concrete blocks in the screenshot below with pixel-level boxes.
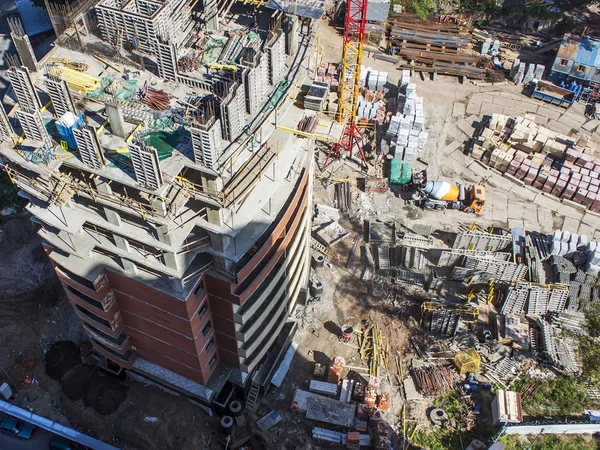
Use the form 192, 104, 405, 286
316, 63, 339, 92
481, 38, 500, 55
359, 66, 387, 90
522, 63, 536, 85
385, 81, 427, 162
471, 113, 600, 212
357, 97, 385, 121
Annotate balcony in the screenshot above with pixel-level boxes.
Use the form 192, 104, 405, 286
91, 338, 136, 367
65, 285, 117, 316
83, 323, 130, 353
74, 304, 125, 337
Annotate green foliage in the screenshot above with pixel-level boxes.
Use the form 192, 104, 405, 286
413, 390, 470, 450
499, 434, 597, 450
576, 334, 600, 386
513, 374, 587, 416
0, 170, 20, 210
553, 16, 581, 36
407, 0, 436, 20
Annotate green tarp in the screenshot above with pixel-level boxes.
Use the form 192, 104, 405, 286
390, 159, 411, 185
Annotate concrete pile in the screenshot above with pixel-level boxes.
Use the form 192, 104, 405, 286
384, 71, 428, 162
471, 113, 600, 212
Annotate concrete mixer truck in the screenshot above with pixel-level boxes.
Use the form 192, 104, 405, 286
411, 170, 485, 213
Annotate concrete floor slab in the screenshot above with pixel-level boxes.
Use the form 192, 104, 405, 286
487, 172, 514, 191
481, 104, 505, 115
581, 211, 600, 229
559, 114, 585, 131
467, 160, 490, 179
577, 222, 596, 238
582, 119, 600, 132
560, 112, 587, 127
457, 118, 476, 136
442, 141, 464, 155
562, 216, 581, 232
466, 100, 481, 116
532, 116, 549, 126
535, 106, 562, 120
508, 218, 525, 229
453, 102, 467, 117
510, 184, 537, 202
546, 119, 574, 135
447, 126, 468, 142
533, 193, 563, 213
537, 208, 554, 233
507, 201, 524, 220
560, 204, 585, 221
503, 106, 527, 118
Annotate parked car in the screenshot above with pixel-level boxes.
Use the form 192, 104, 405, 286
49, 436, 90, 450
0, 414, 36, 439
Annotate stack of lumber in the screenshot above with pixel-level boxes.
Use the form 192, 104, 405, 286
388, 14, 485, 79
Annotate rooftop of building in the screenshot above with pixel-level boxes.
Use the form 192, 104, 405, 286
556, 34, 600, 66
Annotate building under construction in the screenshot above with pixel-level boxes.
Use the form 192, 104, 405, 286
0, 0, 324, 409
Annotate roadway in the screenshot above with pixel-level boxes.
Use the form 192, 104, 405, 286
0, 426, 54, 449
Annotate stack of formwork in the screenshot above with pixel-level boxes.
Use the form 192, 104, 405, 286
501, 282, 569, 316
510, 61, 545, 85
304, 81, 329, 111
452, 230, 512, 252
385, 76, 428, 162
315, 63, 339, 92
471, 113, 600, 212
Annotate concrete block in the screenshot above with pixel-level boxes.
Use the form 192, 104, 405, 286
466, 100, 481, 116
510, 184, 537, 201
535, 106, 562, 121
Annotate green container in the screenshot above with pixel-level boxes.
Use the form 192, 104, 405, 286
390, 159, 412, 185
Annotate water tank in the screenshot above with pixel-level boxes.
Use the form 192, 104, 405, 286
423, 181, 459, 201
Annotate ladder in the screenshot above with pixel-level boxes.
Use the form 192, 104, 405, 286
245, 381, 260, 412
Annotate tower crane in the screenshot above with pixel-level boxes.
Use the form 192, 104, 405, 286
323, 0, 369, 170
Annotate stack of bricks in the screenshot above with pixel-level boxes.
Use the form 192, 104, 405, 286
471, 113, 600, 213
315, 62, 339, 92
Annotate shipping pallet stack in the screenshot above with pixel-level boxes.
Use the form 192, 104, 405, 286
387, 14, 485, 80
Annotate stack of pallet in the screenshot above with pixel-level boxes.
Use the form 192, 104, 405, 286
388, 14, 484, 80
471, 113, 600, 212
385, 74, 428, 162
315, 62, 339, 92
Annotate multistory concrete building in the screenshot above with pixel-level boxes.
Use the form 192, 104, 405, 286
0, 0, 317, 409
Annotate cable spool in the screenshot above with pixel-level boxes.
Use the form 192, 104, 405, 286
228, 400, 242, 417
221, 415, 234, 434
311, 253, 325, 269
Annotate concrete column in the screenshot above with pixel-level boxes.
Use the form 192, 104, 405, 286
206, 206, 222, 226
163, 252, 178, 270
204, 0, 219, 31
12, 35, 37, 72
157, 224, 172, 245
151, 198, 168, 218
105, 103, 126, 138
283, 15, 299, 56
